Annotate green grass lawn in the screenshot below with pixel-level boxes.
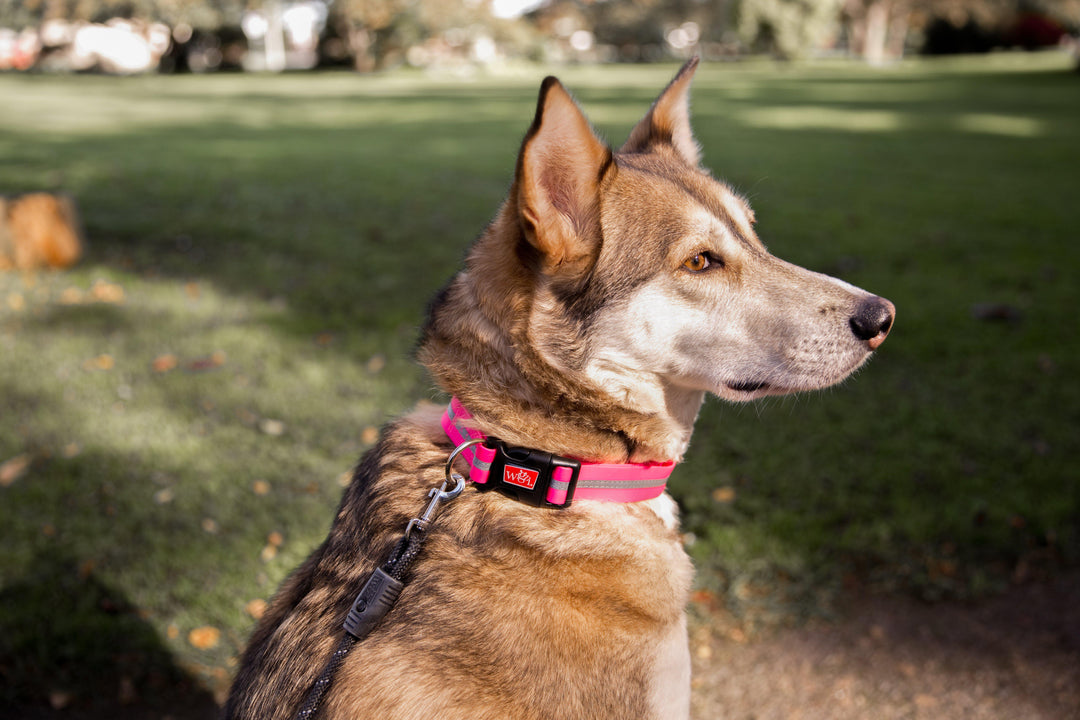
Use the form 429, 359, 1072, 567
1, 52, 1078, 709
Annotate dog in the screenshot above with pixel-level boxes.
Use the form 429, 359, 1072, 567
0, 193, 83, 271
225, 58, 894, 720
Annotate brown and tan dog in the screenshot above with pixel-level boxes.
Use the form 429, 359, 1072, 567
225, 59, 894, 720
0, 193, 83, 271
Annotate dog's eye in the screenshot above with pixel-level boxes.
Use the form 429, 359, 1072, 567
683, 253, 712, 273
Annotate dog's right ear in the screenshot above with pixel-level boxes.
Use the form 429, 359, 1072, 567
621, 56, 700, 166
516, 77, 611, 274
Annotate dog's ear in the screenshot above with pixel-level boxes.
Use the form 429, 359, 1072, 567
621, 56, 700, 166
517, 77, 611, 273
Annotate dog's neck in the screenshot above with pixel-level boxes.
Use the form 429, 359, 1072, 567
419, 209, 701, 465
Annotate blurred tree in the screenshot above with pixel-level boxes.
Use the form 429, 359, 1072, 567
592, 0, 734, 54
325, 0, 499, 70
733, 0, 844, 58
844, 0, 1080, 61
843, 0, 910, 62
528, 0, 734, 62
0, 0, 248, 28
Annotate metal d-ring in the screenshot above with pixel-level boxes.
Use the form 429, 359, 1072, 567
442, 437, 486, 499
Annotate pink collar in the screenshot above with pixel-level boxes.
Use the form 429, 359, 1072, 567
441, 397, 675, 508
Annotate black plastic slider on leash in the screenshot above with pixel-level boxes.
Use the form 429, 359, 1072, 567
343, 567, 403, 639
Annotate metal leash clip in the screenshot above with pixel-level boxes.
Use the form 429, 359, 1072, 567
403, 437, 484, 541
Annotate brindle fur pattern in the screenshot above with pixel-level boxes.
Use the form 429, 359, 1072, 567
226, 58, 893, 719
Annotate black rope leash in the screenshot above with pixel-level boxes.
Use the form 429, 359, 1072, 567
293, 532, 423, 720
292, 439, 482, 720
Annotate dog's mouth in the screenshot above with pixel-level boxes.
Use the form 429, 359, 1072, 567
727, 380, 769, 394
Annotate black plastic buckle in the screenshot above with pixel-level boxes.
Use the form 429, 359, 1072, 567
479, 439, 581, 509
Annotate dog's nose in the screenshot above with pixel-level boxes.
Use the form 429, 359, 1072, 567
849, 297, 895, 349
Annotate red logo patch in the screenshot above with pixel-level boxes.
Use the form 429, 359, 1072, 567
503, 464, 539, 490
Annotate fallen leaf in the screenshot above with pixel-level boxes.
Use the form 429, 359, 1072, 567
365, 354, 386, 374
6, 292, 25, 311
62, 442, 81, 458
914, 693, 939, 709
186, 351, 226, 372
337, 470, 352, 488
711, 486, 736, 503
695, 643, 712, 660
690, 589, 718, 607
166, 624, 180, 640
267, 531, 284, 547
186, 358, 217, 372
118, 675, 137, 704
252, 480, 270, 495
0, 453, 31, 486
260, 544, 277, 562
245, 599, 267, 620
259, 419, 285, 436
90, 279, 124, 304
152, 354, 178, 373
184, 282, 201, 299
153, 488, 174, 505
361, 426, 379, 445
59, 287, 83, 304
315, 332, 334, 347
188, 626, 220, 650
49, 690, 73, 710
85, 354, 114, 371
201, 518, 219, 534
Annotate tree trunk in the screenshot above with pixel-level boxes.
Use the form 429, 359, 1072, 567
886, 2, 910, 61
864, 0, 889, 64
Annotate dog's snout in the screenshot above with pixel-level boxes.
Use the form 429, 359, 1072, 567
849, 297, 895, 349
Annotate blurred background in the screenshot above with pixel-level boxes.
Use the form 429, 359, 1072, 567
1, 1, 1079, 719
2, 0, 1079, 74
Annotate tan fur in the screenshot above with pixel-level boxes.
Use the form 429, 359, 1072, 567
0, 193, 83, 271
226, 59, 893, 720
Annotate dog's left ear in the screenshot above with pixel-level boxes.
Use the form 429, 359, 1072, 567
517, 77, 611, 273
621, 56, 700, 166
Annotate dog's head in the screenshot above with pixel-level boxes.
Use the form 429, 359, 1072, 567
422, 60, 893, 459
510, 59, 893, 405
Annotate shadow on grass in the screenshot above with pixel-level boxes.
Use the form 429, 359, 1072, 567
0, 550, 218, 719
